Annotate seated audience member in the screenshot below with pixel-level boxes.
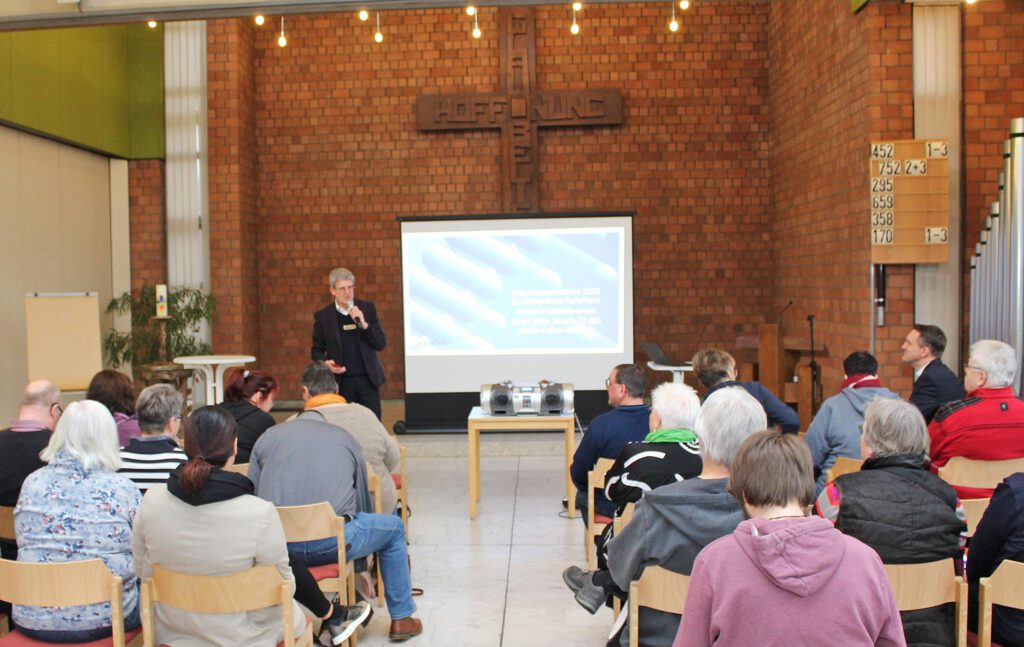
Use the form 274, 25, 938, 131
13, 400, 141, 643
675, 430, 905, 647
604, 381, 703, 507
692, 348, 800, 433
564, 387, 763, 647
87, 369, 142, 447
132, 406, 369, 647
806, 351, 901, 493
817, 398, 965, 647
299, 362, 402, 513
902, 324, 965, 424
0, 380, 61, 560
967, 472, 1024, 646
221, 368, 279, 464
118, 384, 188, 491
249, 388, 423, 642
929, 339, 1024, 499
570, 364, 651, 521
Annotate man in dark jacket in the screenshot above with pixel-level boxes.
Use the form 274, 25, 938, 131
692, 347, 800, 432
901, 323, 965, 424
817, 397, 965, 647
311, 267, 387, 419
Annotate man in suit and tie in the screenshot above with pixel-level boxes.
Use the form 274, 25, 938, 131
901, 323, 965, 424
311, 267, 387, 420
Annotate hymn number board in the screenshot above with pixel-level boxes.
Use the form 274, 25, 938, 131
870, 140, 950, 264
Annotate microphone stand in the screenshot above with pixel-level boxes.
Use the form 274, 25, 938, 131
807, 314, 819, 414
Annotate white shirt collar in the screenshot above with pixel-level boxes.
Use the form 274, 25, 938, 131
914, 358, 934, 381
334, 302, 351, 316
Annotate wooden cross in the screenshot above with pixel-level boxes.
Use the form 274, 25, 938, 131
415, 6, 623, 213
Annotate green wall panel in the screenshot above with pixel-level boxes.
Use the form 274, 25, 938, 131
0, 24, 163, 159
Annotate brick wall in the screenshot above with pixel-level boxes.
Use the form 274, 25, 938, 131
128, 159, 167, 292
767, 1, 915, 397
963, 0, 1024, 253
204, 1, 775, 398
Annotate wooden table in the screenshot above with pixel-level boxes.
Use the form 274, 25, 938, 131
467, 406, 577, 519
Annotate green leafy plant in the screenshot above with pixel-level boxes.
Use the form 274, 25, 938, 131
103, 285, 217, 367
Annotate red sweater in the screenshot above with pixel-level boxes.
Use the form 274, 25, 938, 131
928, 386, 1024, 499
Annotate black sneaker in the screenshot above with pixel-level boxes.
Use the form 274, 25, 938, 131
323, 600, 371, 645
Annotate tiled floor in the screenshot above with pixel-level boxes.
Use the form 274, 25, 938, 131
350, 440, 612, 646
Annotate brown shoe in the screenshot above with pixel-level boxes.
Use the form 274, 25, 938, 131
389, 616, 423, 642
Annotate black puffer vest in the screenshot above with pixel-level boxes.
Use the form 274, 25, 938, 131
835, 454, 965, 647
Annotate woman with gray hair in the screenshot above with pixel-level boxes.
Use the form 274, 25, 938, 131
816, 397, 965, 647
12, 400, 142, 642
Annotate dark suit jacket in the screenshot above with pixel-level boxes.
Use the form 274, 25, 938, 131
910, 359, 965, 424
311, 299, 387, 388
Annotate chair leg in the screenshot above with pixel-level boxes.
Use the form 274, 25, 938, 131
979, 580, 992, 647
374, 556, 386, 609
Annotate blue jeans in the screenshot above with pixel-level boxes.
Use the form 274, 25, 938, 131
288, 512, 415, 620
16, 599, 141, 643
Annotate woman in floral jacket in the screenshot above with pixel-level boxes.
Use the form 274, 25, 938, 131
13, 399, 142, 643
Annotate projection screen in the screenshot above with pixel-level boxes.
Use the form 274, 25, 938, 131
400, 213, 634, 395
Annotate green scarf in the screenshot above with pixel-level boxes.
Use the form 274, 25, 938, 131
644, 428, 697, 444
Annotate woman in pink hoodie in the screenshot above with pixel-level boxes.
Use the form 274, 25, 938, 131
674, 430, 906, 647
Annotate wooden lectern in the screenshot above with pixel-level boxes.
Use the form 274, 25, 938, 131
735, 323, 826, 433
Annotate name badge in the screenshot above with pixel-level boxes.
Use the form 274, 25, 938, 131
342, 324, 358, 331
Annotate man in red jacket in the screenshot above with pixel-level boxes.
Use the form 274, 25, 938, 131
929, 339, 1024, 499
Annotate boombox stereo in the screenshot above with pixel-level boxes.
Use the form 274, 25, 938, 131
480, 380, 575, 416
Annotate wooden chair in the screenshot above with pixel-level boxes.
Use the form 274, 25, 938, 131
610, 502, 637, 618
276, 503, 355, 607
141, 564, 312, 647
883, 559, 966, 647
978, 559, 1024, 647
937, 457, 1024, 492
366, 466, 386, 609
627, 566, 690, 647
0, 507, 11, 638
392, 445, 409, 540
585, 458, 616, 569
223, 462, 249, 476
824, 456, 864, 484
962, 498, 992, 537
0, 558, 144, 646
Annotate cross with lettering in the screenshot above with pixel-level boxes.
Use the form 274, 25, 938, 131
415, 6, 623, 212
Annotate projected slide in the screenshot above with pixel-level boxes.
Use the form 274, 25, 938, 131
403, 227, 624, 355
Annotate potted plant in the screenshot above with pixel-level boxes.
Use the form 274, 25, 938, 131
103, 285, 217, 368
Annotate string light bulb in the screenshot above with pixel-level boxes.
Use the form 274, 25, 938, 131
679, 0, 690, 8
358, 9, 369, 21
572, 2, 583, 11
472, 13, 481, 39
147, 20, 157, 28
466, 6, 477, 16
669, 3, 679, 31
254, 15, 265, 26
278, 16, 287, 47
965, 0, 978, 4
374, 13, 383, 43
570, 11, 580, 35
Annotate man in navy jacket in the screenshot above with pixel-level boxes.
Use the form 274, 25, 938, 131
901, 323, 964, 424
311, 267, 387, 419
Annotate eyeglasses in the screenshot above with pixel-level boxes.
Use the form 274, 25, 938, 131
51, 403, 63, 417
964, 364, 984, 373
605, 377, 614, 388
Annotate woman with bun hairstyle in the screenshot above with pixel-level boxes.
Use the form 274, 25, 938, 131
221, 369, 278, 463
132, 406, 368, 646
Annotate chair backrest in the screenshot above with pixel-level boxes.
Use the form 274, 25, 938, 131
825, 456, 864, 484
614, 502, 636, 535
366, 462, 383, 514
883, 559, 966, 647
937, 456, 1024, 491
962, 498, 991, 537
0, 506, 14, 541
628, 566, 690, 647
143, 564, 301, 647
0, 558, 131, 646
978, 559, 1024, 647
276, 502, 343, 544
589, 457, 616, 494
224, 462, 249, 476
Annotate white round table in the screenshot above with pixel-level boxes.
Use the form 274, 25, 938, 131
173, 355, 256, 405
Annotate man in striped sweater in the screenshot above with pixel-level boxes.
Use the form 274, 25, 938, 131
118, 384, 187, 491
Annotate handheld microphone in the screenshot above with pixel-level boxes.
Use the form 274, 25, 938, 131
348, 301, 368, 330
